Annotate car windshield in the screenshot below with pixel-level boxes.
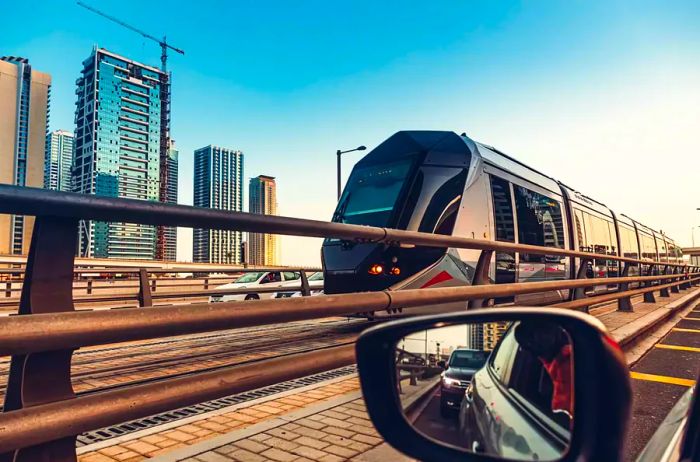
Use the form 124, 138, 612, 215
308, 272, 324, 281
235, 272, 265, 283
449, 350, 489, 368
332, 158, 413, 227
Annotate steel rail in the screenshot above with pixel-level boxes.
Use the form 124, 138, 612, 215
0, 185, 690, 268
0, 344, 356, 453
0, 272, 697, 357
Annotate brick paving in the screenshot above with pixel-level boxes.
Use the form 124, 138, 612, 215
78, 377, 362, 462
167, 397, 388, 462
76, 288, 698, 461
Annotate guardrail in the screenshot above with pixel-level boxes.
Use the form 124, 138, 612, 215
0, 266, 321, 309
0, 184, 697, 461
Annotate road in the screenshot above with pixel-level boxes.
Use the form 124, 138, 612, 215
412, 387, 465, 447
626, 307, 700, 460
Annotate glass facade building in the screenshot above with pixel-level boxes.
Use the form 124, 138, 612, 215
0, 56, 51, 255
193, 146, 244, 264
248, 175, 279, 266
44, 129, 74, 191
73, 47, 172, 260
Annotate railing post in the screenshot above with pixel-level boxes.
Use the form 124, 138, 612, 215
1, 216, 78, 462
468, 250, 493, 309
617, 263, 633, 312
86, 278, 93, 295
4, 280, 10, 298
152, 277, 157, 293
643, 264, 656, 303
571, 257, 591, 302
659, 265, 671, 298
137, 268, 152, 307
681, 266, 692, 290
670, 266, 680, 294
204, 277, 209, 291
300, 271, 311, 297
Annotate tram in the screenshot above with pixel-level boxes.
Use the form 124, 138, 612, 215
321, 131, 682, 316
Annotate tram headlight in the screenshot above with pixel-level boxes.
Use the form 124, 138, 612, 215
390, 267, 401, 275
368, 264, 384, 275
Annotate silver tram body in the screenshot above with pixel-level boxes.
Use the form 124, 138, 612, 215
321, 131, 682, 318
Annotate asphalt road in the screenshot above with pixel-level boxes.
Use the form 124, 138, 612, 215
626, 308, 700, 460
412, 388, 465, 448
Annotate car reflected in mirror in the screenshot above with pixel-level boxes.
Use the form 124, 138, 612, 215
395, 320, 573, 460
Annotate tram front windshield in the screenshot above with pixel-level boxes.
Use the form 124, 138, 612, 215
333, 158, 413, 227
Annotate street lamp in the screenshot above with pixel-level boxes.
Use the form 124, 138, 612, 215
336, 145, 367, 199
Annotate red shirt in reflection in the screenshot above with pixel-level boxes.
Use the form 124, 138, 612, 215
539, 344, 573, 416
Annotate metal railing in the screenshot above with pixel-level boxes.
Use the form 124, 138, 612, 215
0, 267, 321, 308
0, 184, 697, 461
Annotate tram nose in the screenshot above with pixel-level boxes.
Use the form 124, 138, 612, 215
322, 242, 393, 294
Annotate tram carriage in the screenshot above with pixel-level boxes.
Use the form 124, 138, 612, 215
321, 130, 681, 317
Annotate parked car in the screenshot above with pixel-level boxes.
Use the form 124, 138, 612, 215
439, 348, 489, 417
209, 271, 302, 302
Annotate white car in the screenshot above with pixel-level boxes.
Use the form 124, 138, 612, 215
209, 271, 303, 302
285, 271, 325, 298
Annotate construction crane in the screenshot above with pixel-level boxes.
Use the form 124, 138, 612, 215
76, 1, 184, 71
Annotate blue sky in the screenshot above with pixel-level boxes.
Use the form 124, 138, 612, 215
4, 1, 700, 264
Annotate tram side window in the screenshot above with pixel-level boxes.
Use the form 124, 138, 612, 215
490, 176, 516, 299
640, 233, 657, 261
513, 186, 565, 263
619, 225, 639, 259
491, 177, 515, 242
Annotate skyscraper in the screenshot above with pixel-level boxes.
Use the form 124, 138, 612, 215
0, 56, 51, 255
193, 146, 244, 264
73, 47, 171, 260
157, 139, 178, 261
248, 175, 278, 266
44, 129, 74, 191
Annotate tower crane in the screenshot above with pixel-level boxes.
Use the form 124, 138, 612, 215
76, 1, 184, 71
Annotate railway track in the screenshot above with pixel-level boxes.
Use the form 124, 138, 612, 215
0, 316, 374, 407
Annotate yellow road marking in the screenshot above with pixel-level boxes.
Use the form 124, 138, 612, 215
630, 372, 696, 387
656, 344, 700, 353
683, 317, 700, 320
673, 328, 700, 333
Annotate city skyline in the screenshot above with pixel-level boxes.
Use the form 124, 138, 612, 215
3, 0, 699, 266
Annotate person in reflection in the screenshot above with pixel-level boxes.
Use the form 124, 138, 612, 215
514, 321, 573, 417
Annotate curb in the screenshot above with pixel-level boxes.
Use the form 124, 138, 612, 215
612, 287, 700, 349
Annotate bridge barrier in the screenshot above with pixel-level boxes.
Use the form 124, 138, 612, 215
0, 184, 697, 460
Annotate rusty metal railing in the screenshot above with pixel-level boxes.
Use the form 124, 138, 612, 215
0, 184, 697, 461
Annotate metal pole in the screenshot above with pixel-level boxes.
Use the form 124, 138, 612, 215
336, 150, 342, 200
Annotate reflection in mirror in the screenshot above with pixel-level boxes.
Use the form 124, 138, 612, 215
396, 320, 573, 461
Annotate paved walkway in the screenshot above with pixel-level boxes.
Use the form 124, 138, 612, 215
78, 287, 700, 462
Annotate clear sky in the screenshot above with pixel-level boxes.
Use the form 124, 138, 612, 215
4, 1, 699, 265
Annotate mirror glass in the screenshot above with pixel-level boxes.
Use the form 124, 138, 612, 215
395, 320, 573, 461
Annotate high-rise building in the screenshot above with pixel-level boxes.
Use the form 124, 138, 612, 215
73, 47, 171, 260
0, 56, 51, 255
248, 175, 278, 266
44, 129, 74, 191
193, 146, 244, 263
157, 139, 178, 261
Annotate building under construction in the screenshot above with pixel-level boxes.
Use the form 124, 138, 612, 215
73, 47, 176, 260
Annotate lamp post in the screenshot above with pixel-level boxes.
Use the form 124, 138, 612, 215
336, 145, 366, 199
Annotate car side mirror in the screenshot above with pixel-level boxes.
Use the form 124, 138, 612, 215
355, 308, 631, 462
